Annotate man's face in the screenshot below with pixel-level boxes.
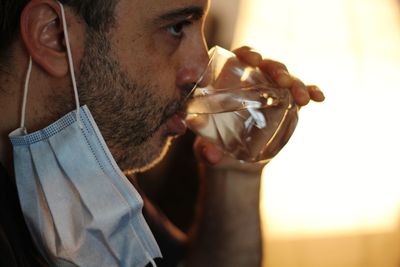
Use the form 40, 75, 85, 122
75, 0, 210, 173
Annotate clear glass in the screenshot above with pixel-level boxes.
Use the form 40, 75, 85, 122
185, 46, 298, 163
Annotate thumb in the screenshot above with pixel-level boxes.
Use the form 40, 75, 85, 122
194, 137, 224, 165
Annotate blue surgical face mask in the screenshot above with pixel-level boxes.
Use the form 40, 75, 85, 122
8, 2, 161, 266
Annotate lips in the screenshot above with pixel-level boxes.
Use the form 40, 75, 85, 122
166, 113, 187, 135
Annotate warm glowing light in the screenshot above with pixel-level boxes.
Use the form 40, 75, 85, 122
233, 0, 400, 241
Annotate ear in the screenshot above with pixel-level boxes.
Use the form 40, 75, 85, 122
20, 0, 68, 77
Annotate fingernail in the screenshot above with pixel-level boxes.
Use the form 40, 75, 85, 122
316, 90, 325, 101
275, 69, 289, 78
310, 86, 325, 101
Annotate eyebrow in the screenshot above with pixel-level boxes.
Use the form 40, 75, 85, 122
156, 6, 205, 23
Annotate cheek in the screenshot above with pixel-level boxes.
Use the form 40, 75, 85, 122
111, 36, 180, 98
136, 59, 179, 98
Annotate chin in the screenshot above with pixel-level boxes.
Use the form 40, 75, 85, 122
122, 130, 174, 176
134, 136, 173, 173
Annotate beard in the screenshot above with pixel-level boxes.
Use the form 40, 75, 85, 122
70, 30, 183, 173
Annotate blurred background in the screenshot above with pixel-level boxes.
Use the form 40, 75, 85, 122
139, 0, 400, 266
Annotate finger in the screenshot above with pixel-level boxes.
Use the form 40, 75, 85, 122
307, 85, 325, 102
194, 138, 224, 165
233, 46, 262, 67
232, 46, 253, 53
259, 59, 292, 88
291, 78, 310, 106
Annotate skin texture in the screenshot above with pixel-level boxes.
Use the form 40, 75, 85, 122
0, 0, 211, 173
0, 0, 324, 265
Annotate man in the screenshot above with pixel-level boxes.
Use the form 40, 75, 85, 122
0, 0, 324, 266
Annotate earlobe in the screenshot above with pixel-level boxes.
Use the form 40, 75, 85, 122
20, 0, 68, 77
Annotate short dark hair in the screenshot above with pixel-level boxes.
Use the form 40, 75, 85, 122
0, 0, 118, 62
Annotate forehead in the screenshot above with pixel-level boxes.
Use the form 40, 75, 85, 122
116, 0, 210, 22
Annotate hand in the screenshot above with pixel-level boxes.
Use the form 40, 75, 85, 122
234, 46, 325, 106
196, 46, 325, 165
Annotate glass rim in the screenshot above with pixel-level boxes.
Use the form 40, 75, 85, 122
190, 82, 284, 95
184, 46, 231, 101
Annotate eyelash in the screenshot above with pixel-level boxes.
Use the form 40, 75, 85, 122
166, 20, 192, 39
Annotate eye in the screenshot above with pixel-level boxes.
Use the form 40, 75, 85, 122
167, 21, 191, 38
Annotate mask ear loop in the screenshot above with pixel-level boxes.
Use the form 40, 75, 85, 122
58, 1, 82, 128
20, 57, 33, 133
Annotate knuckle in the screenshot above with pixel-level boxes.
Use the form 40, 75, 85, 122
261, 59, 288, 72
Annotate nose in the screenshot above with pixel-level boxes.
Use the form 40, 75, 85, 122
176, 42, 209, 97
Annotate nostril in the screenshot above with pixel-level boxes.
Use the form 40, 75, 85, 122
180, 82, 197, 99
176, 60, 208, 100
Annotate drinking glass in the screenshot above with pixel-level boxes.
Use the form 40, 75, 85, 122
185, 46, 298, 163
